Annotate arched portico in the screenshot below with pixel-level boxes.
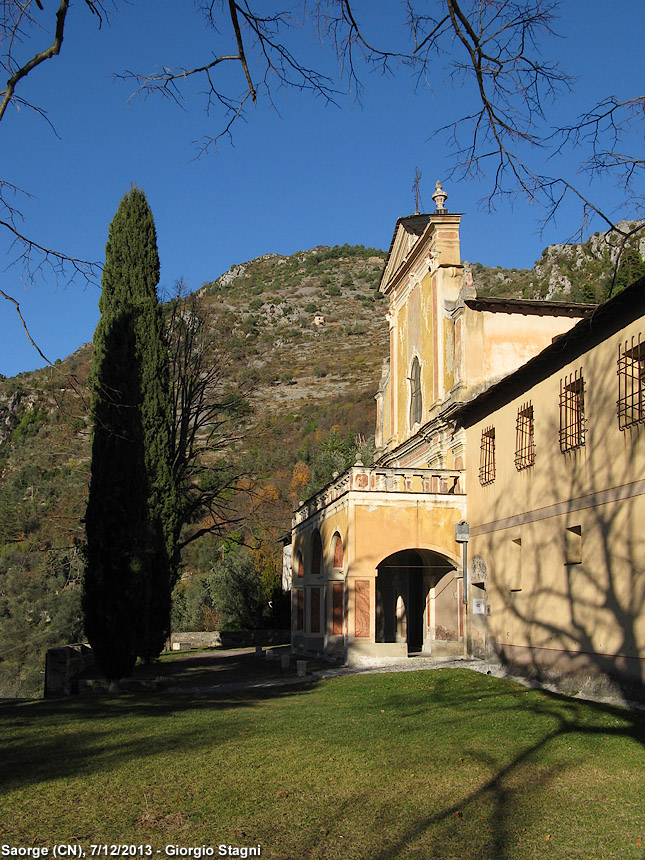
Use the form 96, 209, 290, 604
376, 547, 461, 654
290, 462, 467, 663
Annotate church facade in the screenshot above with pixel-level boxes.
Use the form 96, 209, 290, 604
289, 185, 601, 670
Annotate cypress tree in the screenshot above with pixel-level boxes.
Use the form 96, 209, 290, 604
83, 187, 178, 679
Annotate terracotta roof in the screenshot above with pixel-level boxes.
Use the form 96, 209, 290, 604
454, 276, 645, 428
465, 296, 596, 317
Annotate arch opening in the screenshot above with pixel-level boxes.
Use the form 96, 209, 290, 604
376, 548, 459, 654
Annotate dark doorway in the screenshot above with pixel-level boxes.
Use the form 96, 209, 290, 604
376, 548, 458, 653
407, 564, 424, 652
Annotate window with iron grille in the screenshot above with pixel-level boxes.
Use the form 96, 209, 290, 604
559, 370, 585, 452
515, 403, 535, 470
479, 426, 496, 485
617, 334, 645, 430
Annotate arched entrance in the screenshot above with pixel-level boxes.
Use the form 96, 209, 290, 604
375, 548, 460, 654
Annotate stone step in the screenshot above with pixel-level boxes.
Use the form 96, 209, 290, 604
430, 640, 465, 658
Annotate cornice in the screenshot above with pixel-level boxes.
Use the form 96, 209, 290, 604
381, 213, 463, 298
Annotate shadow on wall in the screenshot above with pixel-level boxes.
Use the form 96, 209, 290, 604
478, 342, 645, 704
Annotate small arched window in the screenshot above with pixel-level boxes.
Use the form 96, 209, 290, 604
409, 356, 422, 427
332, 533, 344, 568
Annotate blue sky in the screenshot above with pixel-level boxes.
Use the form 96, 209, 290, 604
1, 0, 643, 377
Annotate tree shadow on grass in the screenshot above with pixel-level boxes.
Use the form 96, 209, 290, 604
364, 676, 645, 860
1, 668, 644, 859
76, 645, 328, 690
0, 678, 322, 794
287, 670, 645, 860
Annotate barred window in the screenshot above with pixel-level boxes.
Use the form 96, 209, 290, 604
617, 334, 645, 430
559, 370, 585, 452
479, 426, 496, 485
515, 403, 535, 470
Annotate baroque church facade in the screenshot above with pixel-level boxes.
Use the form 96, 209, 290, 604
288, 185, 645, 699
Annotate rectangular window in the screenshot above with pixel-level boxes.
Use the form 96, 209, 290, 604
295, 589, 304, 632
479, 426, 496, 485
514, 403, 535, 470
510, 538, 522, 591
309, 587, 321, 634
565, 525, 582, 565
617, 334, 645, 429
560, 370, 585, 452
332, 583, 343, 635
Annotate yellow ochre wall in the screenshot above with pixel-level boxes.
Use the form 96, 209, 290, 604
465, 316, 645, 693
292, 491, 466, 655
351, 497, 463, 572
383, 216, 463, 450
464, 310, 582, 397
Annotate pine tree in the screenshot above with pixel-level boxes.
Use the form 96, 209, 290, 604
83, 188, 177, 679
614, 247, 645, 296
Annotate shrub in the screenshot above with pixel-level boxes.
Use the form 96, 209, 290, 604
345, 322, 367, 336
12, 408, 47, 444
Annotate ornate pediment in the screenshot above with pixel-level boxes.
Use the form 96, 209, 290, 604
380, 214, 431, 294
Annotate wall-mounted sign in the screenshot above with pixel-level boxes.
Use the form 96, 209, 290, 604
486, 605, 492, 616
455, 521, 470, 543
473, 599, 485, 615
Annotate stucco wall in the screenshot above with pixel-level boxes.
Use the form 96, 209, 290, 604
292, 488, 466, 658
351, 495, 464, 572
465, 315, 645, 696
464, 309, 582, 399
382, 215, 463, 452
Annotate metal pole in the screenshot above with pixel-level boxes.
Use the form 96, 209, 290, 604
463, 539, 468, 604
462, 539, 468, 657
455, 520, 470, 657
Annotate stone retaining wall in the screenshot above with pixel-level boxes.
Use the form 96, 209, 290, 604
44, 644, 95, 697
167, 629, 290, 650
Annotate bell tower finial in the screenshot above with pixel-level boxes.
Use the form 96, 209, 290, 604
432, 180, 448, 213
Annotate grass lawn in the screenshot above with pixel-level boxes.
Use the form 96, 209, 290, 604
0, 669, 643, 860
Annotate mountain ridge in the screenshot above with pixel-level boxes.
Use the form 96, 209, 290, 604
1, 228, 644, 696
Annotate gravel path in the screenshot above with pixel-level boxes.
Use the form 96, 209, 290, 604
81, 648, 644, 710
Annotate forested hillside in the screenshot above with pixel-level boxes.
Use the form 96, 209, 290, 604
1, 228, 644, 697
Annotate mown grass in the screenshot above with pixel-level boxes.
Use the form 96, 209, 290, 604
1, 670, 644, 860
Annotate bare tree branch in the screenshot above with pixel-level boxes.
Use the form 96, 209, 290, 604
119, 0, 340, 151
166, 285, 250, 559
0, 0, 105, 123
0, 285, 52, 366
1, 0, 643, 327
0, 0, 106, 341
